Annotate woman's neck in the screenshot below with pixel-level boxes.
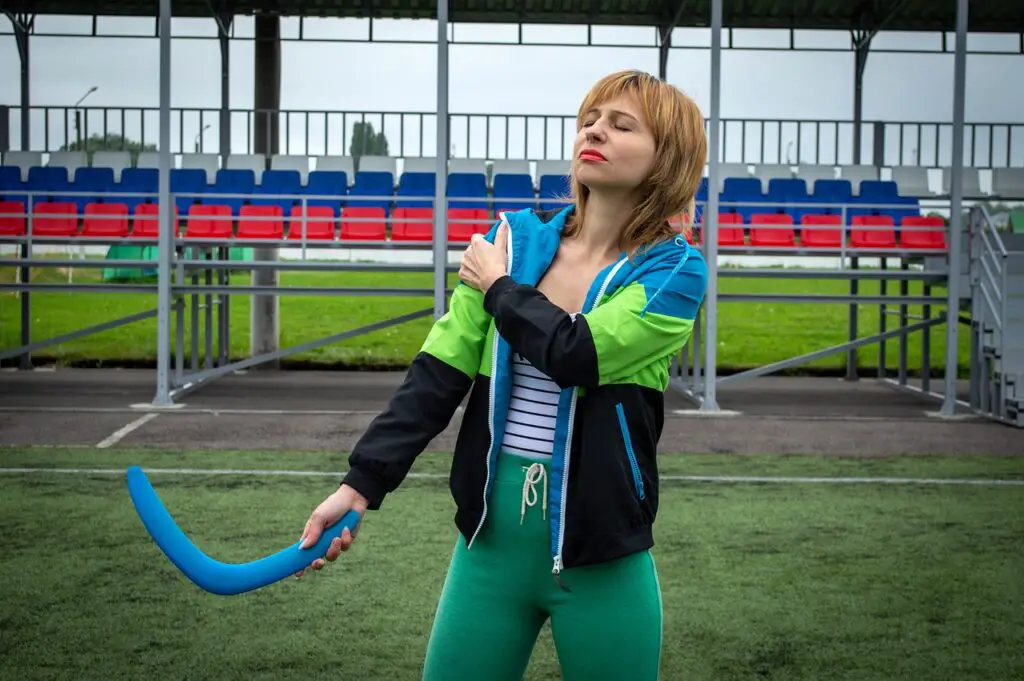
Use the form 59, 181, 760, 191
570, 190, 636, 261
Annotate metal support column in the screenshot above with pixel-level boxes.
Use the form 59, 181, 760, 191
700, 0, 722, 413
940, 0, 968, 417
12, 13, 32, 370
432, 0, 450, 320
152, 0, 174, 406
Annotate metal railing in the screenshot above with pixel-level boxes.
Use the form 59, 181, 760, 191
4, 105, 1024, 169
967, 203, 1013, 422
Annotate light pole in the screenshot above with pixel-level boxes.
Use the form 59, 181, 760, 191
195, 123, 211, 152
74, 86, 98, 150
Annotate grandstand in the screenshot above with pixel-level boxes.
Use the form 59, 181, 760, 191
1, 0, 1023, 428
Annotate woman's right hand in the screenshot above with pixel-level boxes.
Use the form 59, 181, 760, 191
293, 484, 369, 578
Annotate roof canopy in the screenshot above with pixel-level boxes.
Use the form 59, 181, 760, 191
8, 0, 1024, 33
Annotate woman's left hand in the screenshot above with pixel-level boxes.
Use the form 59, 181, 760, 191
459, 220, 509, 293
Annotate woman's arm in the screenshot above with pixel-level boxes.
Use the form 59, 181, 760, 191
340, 242, 499, 510
481, 251, 707, 389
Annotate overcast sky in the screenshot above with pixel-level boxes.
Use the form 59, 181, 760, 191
1, 15, 1022, 168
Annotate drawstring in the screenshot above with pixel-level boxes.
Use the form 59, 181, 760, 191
520, 462, 547, 524
639, 235, 690, 318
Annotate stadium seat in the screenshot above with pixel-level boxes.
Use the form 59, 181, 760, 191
210, 168, 255, 212
539, 174, 570, 211
714, 213, 745, 246
131, 204, 180, 238
287, 205, 336, 241
447, 172, 488, 210
766, 178, 808, 221
170, 168, 207, 215
185, 204, 233, 239
237, 204, 284, 240
31, 202, 78, 236
26, 166, 70, 206
448, 208, 490, 241
850, 215, 896, 248
81, 202, 129, 238
0, 167, 26, 207
391, 207, 434, 241
396, 171, 436, 208
721, 177, 766, 222
799, 214, 845, 248
340, 206, 387, 241
493, 173, 536, 213
304, 170, 348, 214
0, 200, 25, 235
117, 168, 158, 211
91, 151, 132, 181
899, 215, 946, 250
749, 213, 796, 247
71, 167, 115, 212
807, 179, 853, 217
349, 171, 393, 212
254, 169, 302, 213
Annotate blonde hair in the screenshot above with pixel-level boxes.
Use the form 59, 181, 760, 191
565, 70, 707, 254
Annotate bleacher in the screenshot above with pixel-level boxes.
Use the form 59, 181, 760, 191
2, 148, 1016, 251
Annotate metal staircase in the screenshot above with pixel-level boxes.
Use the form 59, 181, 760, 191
968, 207, 1024, 427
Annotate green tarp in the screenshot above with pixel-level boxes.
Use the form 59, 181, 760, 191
101, 245, 254, 282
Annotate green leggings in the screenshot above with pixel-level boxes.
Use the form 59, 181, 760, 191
422, 452, 663, 681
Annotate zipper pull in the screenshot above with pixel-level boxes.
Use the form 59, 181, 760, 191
552, 557, 572, 593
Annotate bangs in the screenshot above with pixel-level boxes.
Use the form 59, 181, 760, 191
576, 71, 662, 127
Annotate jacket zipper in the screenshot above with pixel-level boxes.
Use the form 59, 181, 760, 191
467, 214, 514, 550
551, 255, 629, 590
615, 402, 646, 500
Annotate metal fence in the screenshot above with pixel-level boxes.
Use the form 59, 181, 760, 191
4, 105, 1024, 169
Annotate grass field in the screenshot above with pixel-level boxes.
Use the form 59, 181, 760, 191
0, 257, 969, 375
1, 447, 1021, 680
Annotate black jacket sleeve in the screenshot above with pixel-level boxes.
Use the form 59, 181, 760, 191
482, 275, 600, 389
341, 352, 473, 509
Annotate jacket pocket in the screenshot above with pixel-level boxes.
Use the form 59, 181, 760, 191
614, 402, 646, 500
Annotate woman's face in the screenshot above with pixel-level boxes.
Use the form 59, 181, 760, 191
572, 93, 657, 193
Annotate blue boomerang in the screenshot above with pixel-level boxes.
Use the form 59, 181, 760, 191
126, 465, 361, 596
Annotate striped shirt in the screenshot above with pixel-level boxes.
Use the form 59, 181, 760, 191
500, 312, 577, 460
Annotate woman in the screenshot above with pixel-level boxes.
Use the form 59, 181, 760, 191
296, 69, 708, 680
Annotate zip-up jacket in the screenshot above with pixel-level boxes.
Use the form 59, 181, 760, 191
342, 205, 708, 582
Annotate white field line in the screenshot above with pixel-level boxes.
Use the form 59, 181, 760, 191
95, 414, 160, 449
0, 466, 1021, 486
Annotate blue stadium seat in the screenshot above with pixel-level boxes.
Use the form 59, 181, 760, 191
349, 170, 393, 212
767, 178, 809, 222
170, 168, 207, 215
0, 166, 26, 205
254, 169, 303, 213
721, 176, 766, 222
210, 169, 255, 212
447, 172, 488, 210
538, 174, 570, 211
395, 171, 435, 209
806, 179, 853, 218
72, 167, 115, 212
493, 173, 535, 213
117, 168, 158, 211
26, 166, 71, 207
304, 170, 348, 215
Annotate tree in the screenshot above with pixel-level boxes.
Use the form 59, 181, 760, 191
61, 132, 157, 165
349, 122, 389, 160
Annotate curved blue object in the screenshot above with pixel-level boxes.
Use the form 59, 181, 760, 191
126, 465, 361, 596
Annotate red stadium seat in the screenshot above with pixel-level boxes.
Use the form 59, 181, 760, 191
850, 215, 896, 249
340, 206, 387, 241
799, 214, 844, 248
81, 202, 129, 238
448, 208, 490, 242
237, 204, 284, 240
749, 213, 795, 247
31, 202, 78, 236
0, 201, 26, 236
185, 204, 233, 239
131, 204, 180, 238
287, 206, 336, 241
899, 215, 946, 249
391, 207, 433, 241
716, 213, 745, 246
